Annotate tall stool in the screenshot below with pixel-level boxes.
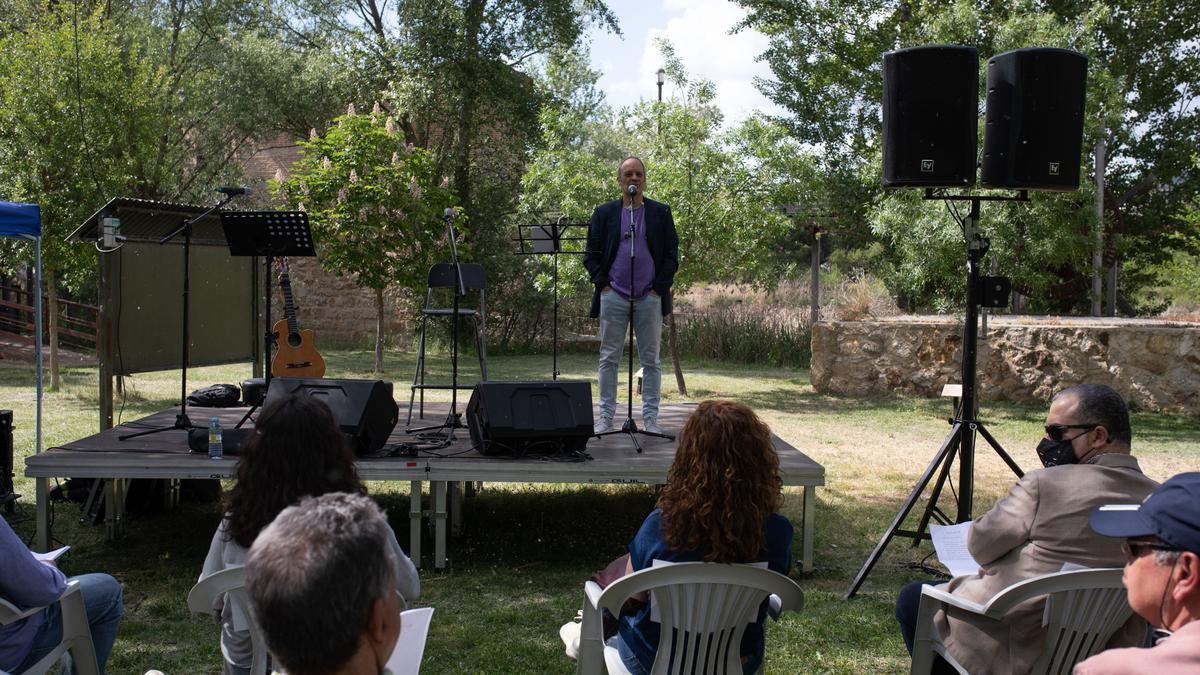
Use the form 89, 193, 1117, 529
407, 262, 488, 427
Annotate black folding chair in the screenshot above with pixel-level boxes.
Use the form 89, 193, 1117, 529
407, 262, 488, 427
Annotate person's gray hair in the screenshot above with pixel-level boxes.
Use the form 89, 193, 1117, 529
1054, 383, 1132, 446
245, 492, 395, 675
1154, 548, 1183, 566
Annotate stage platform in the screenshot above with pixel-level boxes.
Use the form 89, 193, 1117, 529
26, 403, 825, 571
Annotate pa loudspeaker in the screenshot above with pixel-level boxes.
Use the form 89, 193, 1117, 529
981, 48, 1088, 191
466, 381, 593, 456
263, 378, 398, 456
882, 45, 979, 188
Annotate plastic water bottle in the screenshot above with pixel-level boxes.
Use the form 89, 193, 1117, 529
208, 416, 223, 460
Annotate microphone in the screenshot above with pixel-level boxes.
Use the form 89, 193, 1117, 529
215, 186, 252, 196
627, 184, 638, 197
444, 207, 456, 218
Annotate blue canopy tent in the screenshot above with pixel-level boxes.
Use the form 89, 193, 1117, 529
0, 201, 43, 455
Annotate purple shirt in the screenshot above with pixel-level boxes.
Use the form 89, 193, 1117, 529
0, 517, 67, 671
608, 205, 656, 300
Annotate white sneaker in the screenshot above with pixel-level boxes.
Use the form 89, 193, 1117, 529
594, 416, 613, 434
559, 618, 582, 660
644, 419, 663, 435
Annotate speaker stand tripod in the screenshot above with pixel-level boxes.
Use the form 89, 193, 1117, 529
844, 192, 1026, 599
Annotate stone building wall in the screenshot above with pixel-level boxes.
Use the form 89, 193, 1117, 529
276, 256, 412, 346
811, 317, 1200, 413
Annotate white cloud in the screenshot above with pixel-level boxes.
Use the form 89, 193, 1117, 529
590, 0, 782, 127
641, 0, 781, 125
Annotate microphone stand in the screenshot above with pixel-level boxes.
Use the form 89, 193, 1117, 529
121, 192, 240, 440
596, 185, 674, 452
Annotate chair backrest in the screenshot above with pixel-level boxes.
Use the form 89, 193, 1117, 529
0, 580, 100, 675
427, 262, 486, 291
596, 562, 804, 675
983, 568, 1133, 675
188, 566, 270, 675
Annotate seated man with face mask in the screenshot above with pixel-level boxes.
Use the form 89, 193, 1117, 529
895, 383, 1160, 675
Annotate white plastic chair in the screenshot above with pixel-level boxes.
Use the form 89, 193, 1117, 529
188, 566, 270, 675
911, 567, 1132, 675
0, 579, 100, 675
575, 562, 804, 675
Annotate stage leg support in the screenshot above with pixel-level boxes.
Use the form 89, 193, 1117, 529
450, 482, 463, 537
36, 477, 50, 551
802, 486, 815, 573
433, 481, 447, 570
409, 480, 423, 569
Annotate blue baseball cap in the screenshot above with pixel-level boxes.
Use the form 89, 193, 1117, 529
1090, 472, 1200, 554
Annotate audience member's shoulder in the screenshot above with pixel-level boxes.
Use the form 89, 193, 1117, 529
766, 512, 794, 536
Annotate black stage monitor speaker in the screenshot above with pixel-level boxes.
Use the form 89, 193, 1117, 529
263, 378, 398, 456
466, 381, 593, 456
981, 48, 1088, 191
882, 45, 979, 188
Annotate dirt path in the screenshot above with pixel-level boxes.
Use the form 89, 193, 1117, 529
0, 330, 95, 366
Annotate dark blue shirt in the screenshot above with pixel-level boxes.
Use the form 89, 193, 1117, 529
618, 508, 794, 674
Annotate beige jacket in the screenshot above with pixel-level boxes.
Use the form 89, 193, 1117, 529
934, 453, 1158, 675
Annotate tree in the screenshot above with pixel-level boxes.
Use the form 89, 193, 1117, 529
0, 8, 167, 387
274, 106, 457, 371
0, 1, 358, 389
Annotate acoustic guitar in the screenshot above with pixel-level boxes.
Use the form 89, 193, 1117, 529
271, 258, 326, 378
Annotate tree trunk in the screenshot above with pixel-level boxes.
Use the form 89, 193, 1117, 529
47, 269, 61, 390
452, 0, 485, 220
668, 313, 687, 397
374, 286, 385, 374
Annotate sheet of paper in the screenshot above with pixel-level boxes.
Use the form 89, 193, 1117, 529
386, 606, 434, 675
32, 545, 70, 562
929, 521, 980, 578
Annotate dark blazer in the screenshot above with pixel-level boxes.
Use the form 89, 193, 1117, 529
583, 197, 679, 318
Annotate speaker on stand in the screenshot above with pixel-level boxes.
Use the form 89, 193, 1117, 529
882, 45, 980, 188
981, 48, 1088, 191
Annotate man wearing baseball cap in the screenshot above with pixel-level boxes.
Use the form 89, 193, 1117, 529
1074, 472, 1200, 673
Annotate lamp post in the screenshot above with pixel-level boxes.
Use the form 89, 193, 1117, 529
656, 68, 665, 102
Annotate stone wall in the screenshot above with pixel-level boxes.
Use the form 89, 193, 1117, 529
811, 317, 1200, 413
272, 256, 412, 346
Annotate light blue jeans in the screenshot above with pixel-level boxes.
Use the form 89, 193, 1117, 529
17, 573, 123, 674
598, 290, 662, 422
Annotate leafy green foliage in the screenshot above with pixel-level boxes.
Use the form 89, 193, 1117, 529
520, 40, 815, 298
274, 107, 458, 297
0, 8, 162, 284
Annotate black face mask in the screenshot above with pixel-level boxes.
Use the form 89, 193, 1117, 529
1036, 438, 1079, 467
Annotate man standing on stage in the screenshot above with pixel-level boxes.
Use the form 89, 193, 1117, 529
584, 156, 679, 435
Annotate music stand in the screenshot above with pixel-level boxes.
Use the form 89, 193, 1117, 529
221, 211, 317, 396
119, 193, 244, 441
514, 219, 586, 379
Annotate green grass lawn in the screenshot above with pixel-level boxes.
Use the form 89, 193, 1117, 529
1, 347, 1197, 674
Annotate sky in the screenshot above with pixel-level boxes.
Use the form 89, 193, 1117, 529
585, 0, 783, 126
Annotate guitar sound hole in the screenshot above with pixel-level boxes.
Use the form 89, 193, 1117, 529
288, 333, 302, 347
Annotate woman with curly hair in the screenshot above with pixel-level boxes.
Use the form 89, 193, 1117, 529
199, 393, 419, 675
616, 399, 792, 675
